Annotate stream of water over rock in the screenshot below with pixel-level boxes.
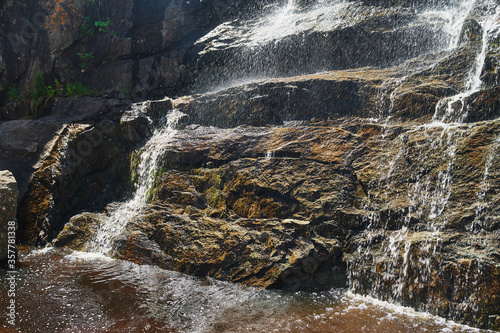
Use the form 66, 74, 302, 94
88, 106, 187, 256
348, 0, 500, 322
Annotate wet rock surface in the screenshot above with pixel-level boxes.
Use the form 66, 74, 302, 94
193, 2, 449, 90
117, 210, 346, 290
53, 116, 500, 329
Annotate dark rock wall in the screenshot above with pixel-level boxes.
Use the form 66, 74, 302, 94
0, 0, 267, 111
14, 100, 162, 244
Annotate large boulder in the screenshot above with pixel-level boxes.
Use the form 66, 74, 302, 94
52, 116, 500, 329
0, 170, 18, 268
53, 205, 347, 291
51, 212, 103, 250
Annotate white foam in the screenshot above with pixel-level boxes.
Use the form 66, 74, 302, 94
64, 250, 113, 262
345, 292, 484, 332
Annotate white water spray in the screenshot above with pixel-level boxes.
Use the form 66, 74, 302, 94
88, 108, 186, 255
434, 7, 500, 123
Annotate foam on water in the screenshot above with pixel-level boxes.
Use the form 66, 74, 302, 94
344, 292, 485, 333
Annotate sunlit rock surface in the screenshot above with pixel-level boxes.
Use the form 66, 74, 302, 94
52, 116, 500, 329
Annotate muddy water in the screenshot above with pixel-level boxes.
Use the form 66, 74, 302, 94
0, 249, 492, 333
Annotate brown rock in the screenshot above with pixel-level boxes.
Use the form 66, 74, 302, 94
51, 212, 102, 251
115, 209, 346, 291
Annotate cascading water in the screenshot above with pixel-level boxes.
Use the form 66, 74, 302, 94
472, 134, 500, 231
186, 0, 500, 324
88, 106, 186, 255
434, 6, 500, 123
194, 0, 461, 91
349, 0, 500, 322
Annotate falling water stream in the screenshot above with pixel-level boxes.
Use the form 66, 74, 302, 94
349, 0, 500, 325
434, 6, 500, 123
88, 106, 186, 256
2, 0, 499, 332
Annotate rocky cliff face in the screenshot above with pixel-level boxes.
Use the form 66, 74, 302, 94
0, 0, 268, 115
1, 0, 500, 331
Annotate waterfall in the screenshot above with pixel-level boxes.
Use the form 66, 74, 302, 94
87, 108, 186, 255
348, 0, 499, 316
447, 0, 477, 50
433, 5, 500, 123
32, 0, 498, 330
471, 133, 500, 231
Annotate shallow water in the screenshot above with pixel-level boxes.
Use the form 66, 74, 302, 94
0, 248, 493, 333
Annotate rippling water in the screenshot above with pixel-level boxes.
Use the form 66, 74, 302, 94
0, 249, 492, 333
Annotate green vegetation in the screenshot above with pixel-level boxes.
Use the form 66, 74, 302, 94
94, 18, 118, 37
146, 166, 169, 203
77, 51, 94, 69
7, 85, 21, 102
78, 12, 119, 39
27, 72, 56, 100
65, 82, 92, 96
79, 16, 94, 38
129, 151, 142, 186
121, 84, 131, 95
6, 72, 95, 110
54, 79, 61, 92
94, 18, 112, 32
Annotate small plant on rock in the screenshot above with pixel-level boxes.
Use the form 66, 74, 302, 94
7, 85, 21, 102
77, 52, 94, 69
28, 72, 54, 99
79, 16, 94, 38
94, 18, 112, 33
66, 82, 92, 96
